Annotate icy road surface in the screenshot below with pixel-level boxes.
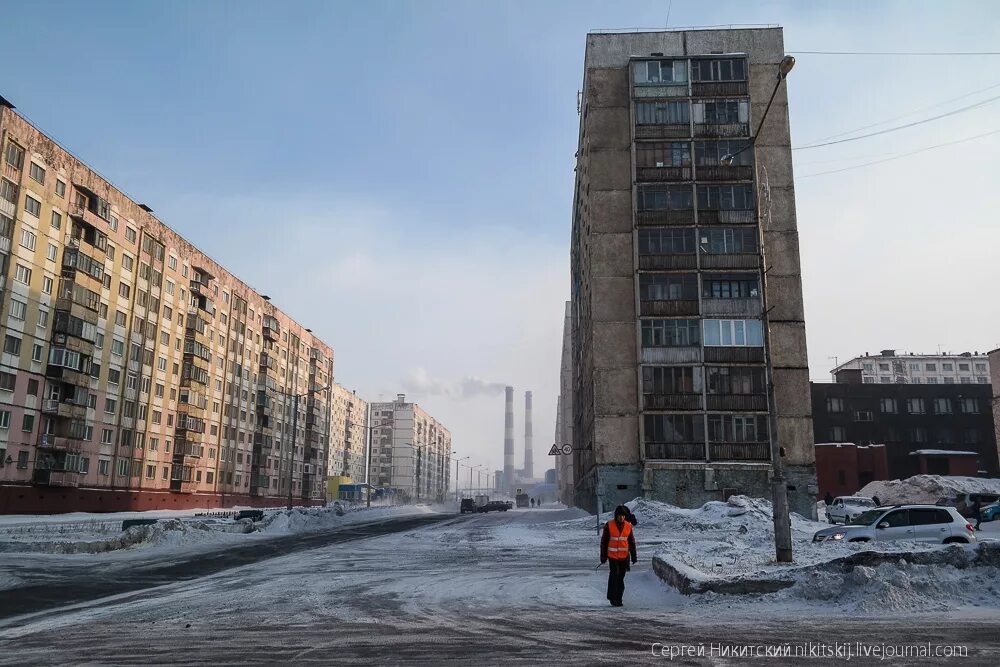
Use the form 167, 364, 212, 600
0, 507, 998, 665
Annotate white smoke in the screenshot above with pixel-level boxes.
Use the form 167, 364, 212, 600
401, 367, 508, 400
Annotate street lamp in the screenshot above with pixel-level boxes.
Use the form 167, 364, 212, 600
455, 456, 469, 502
720, 54, 795, 563
348, 418, 394, 508
272, 383, 331, 511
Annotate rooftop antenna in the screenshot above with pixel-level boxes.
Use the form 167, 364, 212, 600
666, 0, 673, 27
828, 355, 839, 368
937, 343, 943, 355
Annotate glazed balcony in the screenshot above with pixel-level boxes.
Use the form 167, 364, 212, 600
701, 297, 762, 318
32, 468, 81, 487
699, 253, 760, 270
634, 124, 690, 140
703, 347, 766, 364
693, 123, 750, 139
640, 346, 702, 364
642, 394, 703, 410
635, 209, 696, 226
37, 434, 84, 452
708, 442, 770, 461
706, 394, 769, 411
635, 166, 692, 182
691, 80, 748, 97
639, 299, 699, 317
42, 398, 89, 420
698, 209, 757, 225
695, 165, 754, 181
644, 442, 705, 460
263, 316, 280, 342
637, 254, 698, 271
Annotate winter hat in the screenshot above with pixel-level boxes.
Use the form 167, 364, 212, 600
614, 505, 629, 518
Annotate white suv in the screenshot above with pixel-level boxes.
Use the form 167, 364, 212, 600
813, 505, 976, 544
826, 496, 876, 525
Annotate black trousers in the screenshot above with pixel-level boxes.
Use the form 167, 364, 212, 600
607, 559, 629, 604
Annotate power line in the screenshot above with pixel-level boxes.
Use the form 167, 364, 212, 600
797, 128, 1000, 178
789, 50, 1000, 56
814, 80, 1000, 142
793, 94, 1000, 150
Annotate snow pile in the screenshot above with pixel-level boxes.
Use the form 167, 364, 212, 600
859, 475, 1000, 505
256, 504, 437, 535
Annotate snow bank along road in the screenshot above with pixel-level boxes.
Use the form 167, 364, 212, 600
1, 507, 999, 665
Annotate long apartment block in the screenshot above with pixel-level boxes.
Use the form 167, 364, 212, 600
568, 28, 815, 515
0, 97, 335, 513
369, 394, 452, 502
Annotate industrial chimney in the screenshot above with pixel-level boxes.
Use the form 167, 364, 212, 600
524, 391, 534, 480
503, 386, 514, 493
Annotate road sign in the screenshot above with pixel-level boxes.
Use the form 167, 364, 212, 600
561, 444, 573, 455
548, 444, 560, 455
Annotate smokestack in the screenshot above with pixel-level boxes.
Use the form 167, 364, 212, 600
503, 386, 514, 493
524, 391, 533, 480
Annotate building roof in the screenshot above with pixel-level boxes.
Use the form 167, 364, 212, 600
910, 449, 978, 457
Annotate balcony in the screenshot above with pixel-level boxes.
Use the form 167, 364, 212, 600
640, 346, 701, 364
639, 299, 699, 317
693, 123, 750, 139
706, 394, 768, 411
709, 442, 770, 461
67, 201, 110, 233
2, 161, 19, 182
701, 297, 762, 317
51, 332, 96, 355
695, 165, 754, 181
263, 317, 280, 342
698, 209, 756, 225
32, 468, 81, 487
638, 254, 697, 270
699, 253, 760, 270
691, 81, 748, 96
703, 347, 766, 363
634, 124, 690, 140
44, 365, 92, 388
37, 434, 84, 452
169, 479, 197, 493
635, 209, 696, 226
42, 399, 89, 420
0, 234, 10, 254
643, 394, 702, 410
644, 442, 706, 460
635, 166, 692, 182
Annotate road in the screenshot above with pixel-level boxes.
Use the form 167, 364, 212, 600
0, 509, 998, 665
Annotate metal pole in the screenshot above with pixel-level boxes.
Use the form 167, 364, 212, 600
287, 392, 299, 511
365, 412, 372, 508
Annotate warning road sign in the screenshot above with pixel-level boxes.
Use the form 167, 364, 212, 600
548, 444, 560, 455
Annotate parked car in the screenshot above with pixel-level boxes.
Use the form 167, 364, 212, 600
813, 505, 976, 544
936, 493, 1000, 518
826, 496, 877, 524
980, 502, 1000, 523
478, 501, 510, 513
460, 498, 477, 514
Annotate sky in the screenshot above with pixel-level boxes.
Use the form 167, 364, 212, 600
2, 0, 999, 481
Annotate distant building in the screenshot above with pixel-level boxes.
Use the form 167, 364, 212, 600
328, 384, 368, 486
368, 394, 451, 502
832, 349, 990, 386
555, 302, 574, 506
814, 443, 888, 498
811, 375, 997, 481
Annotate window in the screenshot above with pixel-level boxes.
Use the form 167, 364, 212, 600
9, 298, 26, 320
17, 451, 28, 469
168, 255, 177, 271
707, 366, 764, 394
642, 366, 695, 394
691, 58, 746, 82
633, 59, 688, 84
24, 194, 41, 217
0, 372, 15, 390
117, 459, 129, 477
31, 344, 43, 362
697, 185, 754, 210
908, 363, 920, 371
943, 377, 954, 384
146, 464, 155, 479
20, 228, 36, 250
862, 377, 874, 384
863, 363, 874, 372
637, 185, 693, 211
0, 178, 17, 204
957, 398, 979, 414
106, 244, 115, 261
4, 335, 21, 356
639, 274, 697, 300
699, 227, 757, 253
958, 363, 969, 372
163, 305, 173, 320
122, 254, 134, 271
925, 363, 936, 371
975, 363, 987, 373
119, 282, 131, 299
104, 398, 117, 414
115, 310, 126, 327
636, 142, 691, 168
702, 319, 763, 346
125, 226, 137, 244
14, 264, 31, 285
926, 377, 938, 384
825, 397, 844, 413
97, 459, 110, 476
882, 510, 910, 528
111, 337, 125, 357
55, 179, 66, 197
933, 398, 952, 414
879, 376, 890, 384
942, 363, 953, 371
644, 414, 704, 443
0, 411, 9, 428
697, 99, 747, 124
638, 228, 695, 254
165, 280, 175, 296
21, 414, 34, 432
977, 377, 988, 384
960, 377, 971, 384
42, 276, 53, 294
854, 410, 873, 422
29, 162, 45, 184
708, 414, 767, 442
641, 319, 700, 347
880, 398, 897, 414
906, 398, 925, 414
695, 140, 752, 166
635, 101, 690, 125
5, 142, 24, 169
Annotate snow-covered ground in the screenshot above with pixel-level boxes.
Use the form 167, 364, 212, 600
859, 474, 1000, 505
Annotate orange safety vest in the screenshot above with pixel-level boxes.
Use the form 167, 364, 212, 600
606, 519, 632, 560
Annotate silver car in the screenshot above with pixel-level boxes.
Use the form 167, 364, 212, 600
813, 505, 976, 544
826, 496, 876, 525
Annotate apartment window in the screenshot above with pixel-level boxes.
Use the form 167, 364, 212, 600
691, 58, 746, 82
55, 179, 65, 197
4, 335, 21, 356
635, 141, 691, 168
158, 356, 167, 371
109, 214, 119, 232
4, 142, 24, 169
168, 255, 177, 271
927, 377, 938, 384
958, 363, 969, 371
633, 59, 688, 84
975, 363, 987, 373
106, 244, 115, 261
104, 398, 117, 414
42, 276, 53, 294
101, 428, 114, 445
111, 338, 125, 357
825, 397, 844, 412
908, 363, 920, 371
862, 376, 874, 384
708, 414, 767, 442
115, 310, 126, 327
21, 414, 34, 432
44, 242, 57, 262
912, 377, 923, 384
125, 226, 137, 244
17, 262, 35, 283
24, 194, 41, 217
702, 319, 763, 347
644, 414, 704, 444
707, 366, 764, 394
122, 254, 134, 272
145, 464, 155, 480
942, 363, 953, 371
0, 372, 14, 391
118, 282, 130, 299
699, 227, 757, 253
963, 429, 980, 445
943, 377, 954, 384
638, 185, 693, 211
697, 99, 747, 124
97, 459, 110, 476
697, 185, 754, 211
854, 410, 873, 422
906, 398, 925, 414
879, 376, 890, 384
639, 274, 697, 300
163, 305, 173, 320
959, 398, 981, 414
29, 162, 45, 184
0, 178, 16, 204
641, 319, 700, 347
20, 228, 36, 251
925, 363, 936, 371
9, 298, 26, 320
830, 426, 847, 442
0, 410, 9, 429
31, 344, 43, 362
635, 100, 690, 125
638, 227, 695, 254
880, 398, 897, 414
862, 363, 873, 372
695, 140, 752, 167
642, 366, 695, 394
16, 451, 28, 469
960, 377, 971, 384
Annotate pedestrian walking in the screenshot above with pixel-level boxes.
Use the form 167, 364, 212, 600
972, 497, 982, 531
824, 491, 833, 507
600, 505, 637, 607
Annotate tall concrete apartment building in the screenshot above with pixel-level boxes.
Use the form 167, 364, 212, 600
368, 394, 452, 502
831, 350, 990, 385
328, 384, 369, 485
569, 28, 815, 515
555, 301, 574, 505
0, 97, 335, 513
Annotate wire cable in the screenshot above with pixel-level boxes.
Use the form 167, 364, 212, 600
793, 94, 1000, 150
789, 50, 1000, 56
797, 128, 1000, 178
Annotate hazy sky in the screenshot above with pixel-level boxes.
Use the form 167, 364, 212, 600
2, 1, 998, 479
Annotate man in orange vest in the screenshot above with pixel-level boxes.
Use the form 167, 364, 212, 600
600, 505, 637, 607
